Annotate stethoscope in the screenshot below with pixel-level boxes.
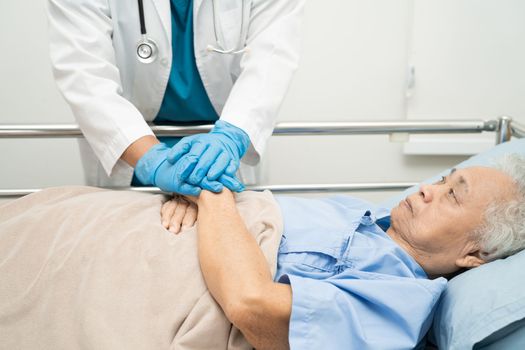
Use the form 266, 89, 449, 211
136, 0, 247, 64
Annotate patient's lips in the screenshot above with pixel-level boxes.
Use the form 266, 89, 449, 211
403, 198, 413, 214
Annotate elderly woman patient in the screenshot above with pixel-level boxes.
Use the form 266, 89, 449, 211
1, 155, 524, 350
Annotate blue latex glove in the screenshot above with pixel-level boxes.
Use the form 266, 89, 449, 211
166, 120, 250, 192
135, 143, 244, 195
135, 143, 199, 195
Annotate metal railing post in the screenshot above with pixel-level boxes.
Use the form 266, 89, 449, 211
496, 116, 513, 144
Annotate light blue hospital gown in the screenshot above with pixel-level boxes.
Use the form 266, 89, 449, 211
274, 195, 448, 349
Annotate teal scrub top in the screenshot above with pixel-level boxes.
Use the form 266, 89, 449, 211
154, 0, 219, 128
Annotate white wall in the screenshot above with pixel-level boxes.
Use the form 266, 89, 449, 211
1, 0, 524, 204
409, 0, 525, 119
0, 0, 83, 191
263, 0, 525, 203
404, 0, 525, 155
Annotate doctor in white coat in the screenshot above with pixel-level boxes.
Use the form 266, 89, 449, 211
47, 0, 304, 195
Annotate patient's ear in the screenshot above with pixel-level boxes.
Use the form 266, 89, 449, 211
455, 252, 486, 269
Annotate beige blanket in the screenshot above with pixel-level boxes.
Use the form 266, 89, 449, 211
0, 187, 284, 349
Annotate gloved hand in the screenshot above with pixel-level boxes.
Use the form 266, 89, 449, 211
134, 143, 202, 196
166, 120, 250, 192
135, 143, 245, 195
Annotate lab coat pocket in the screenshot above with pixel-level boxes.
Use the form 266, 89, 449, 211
217, 6, 245, 51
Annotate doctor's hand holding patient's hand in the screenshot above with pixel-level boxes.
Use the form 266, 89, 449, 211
133, 120, 248, 195
166, 120, 250, 193
134, 142, 203, 196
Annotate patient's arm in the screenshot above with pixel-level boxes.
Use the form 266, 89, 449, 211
160, 196, 197, 234
194, 190, 292, 350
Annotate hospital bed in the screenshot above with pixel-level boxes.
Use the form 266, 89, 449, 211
1, 116, 525, 350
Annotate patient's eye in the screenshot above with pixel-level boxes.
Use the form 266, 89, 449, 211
440, 175, 459, 204
448, 188, 459, 204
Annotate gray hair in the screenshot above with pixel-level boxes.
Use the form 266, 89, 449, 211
475, 153, 525, 262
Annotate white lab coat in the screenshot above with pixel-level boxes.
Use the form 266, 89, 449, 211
47, 0, 305, 186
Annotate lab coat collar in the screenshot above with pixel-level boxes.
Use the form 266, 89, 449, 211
151, 0, 171, 45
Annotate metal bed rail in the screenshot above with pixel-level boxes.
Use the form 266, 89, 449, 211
0, 116, 522, 198
0, 182, 419, 198
0, 119, 506, 138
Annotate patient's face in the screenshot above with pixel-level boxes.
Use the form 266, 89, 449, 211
389, 166, 515, 274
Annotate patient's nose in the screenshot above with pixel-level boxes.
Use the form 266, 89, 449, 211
419, 184, 433, 203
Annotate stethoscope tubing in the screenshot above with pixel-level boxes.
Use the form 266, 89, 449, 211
137, 0, 147, 35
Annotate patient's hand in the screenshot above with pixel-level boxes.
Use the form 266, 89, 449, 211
161, 195, 198, 234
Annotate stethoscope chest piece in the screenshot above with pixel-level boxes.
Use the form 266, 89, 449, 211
136, 35, 158, 64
